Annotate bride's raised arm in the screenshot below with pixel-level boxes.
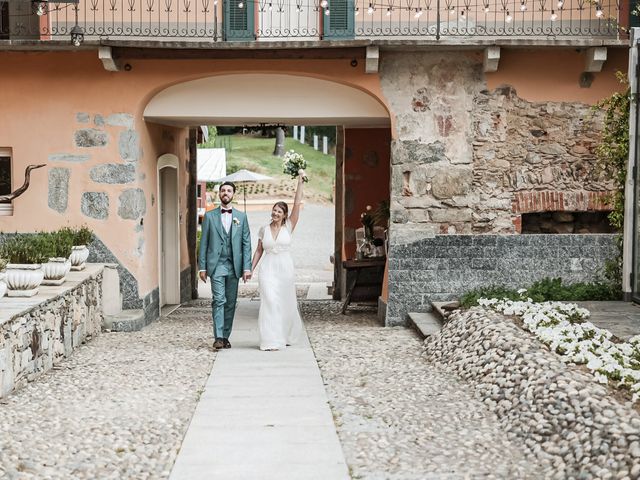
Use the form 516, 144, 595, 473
288, 170, 305, 232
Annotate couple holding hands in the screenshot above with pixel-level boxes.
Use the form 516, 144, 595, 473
198, 170, 306, 351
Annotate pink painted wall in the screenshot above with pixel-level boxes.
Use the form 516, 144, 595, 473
0, 51, 391, 300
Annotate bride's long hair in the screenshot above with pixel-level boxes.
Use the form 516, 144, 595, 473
273, 201, 289, 226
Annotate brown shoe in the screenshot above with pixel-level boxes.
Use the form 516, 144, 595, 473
223, 338, 231, 349
213, 339, 225, 350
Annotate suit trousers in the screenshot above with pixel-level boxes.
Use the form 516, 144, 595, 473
210, 272, 239, 339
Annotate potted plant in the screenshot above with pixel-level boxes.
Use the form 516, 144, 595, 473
0, 234, 47, 297
41, 231, 73, 285
62, 226, 93, 271
0, 257, 7, 298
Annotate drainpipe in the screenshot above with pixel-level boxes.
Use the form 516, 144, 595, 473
623, 27, 640, 301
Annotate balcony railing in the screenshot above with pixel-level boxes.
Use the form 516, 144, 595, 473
0, 0, 623, 43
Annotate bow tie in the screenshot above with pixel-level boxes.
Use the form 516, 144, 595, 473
221, 208, 232, 214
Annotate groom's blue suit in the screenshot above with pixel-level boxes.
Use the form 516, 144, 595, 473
198, 207, 252, 340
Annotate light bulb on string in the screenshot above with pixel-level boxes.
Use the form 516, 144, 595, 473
386, 7, 392, 15
367, 3, 374, 14
213, 0, 218, 5
320, 0, 328, 7
505, 10, 512, 22
355, 6, 360, 14
36, 2, 45, 16
595, 6, 603, 17
238, 1, 243, 8
550, 9, 557, 20
325, 7, 330, 14
520, 1, 526, 11
556, 0, 563, 8
483, 3, 490, 13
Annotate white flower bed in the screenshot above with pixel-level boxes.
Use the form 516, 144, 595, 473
477, 296, 640, 403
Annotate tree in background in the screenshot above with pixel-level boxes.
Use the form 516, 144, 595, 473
198, 126, 218, 147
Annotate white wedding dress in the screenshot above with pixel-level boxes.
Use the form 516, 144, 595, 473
257, 221, 303, 351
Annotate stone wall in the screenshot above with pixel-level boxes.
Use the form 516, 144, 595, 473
386, 234, 617, 326
380, 53, 615, 245
0, 267, 103, 398
180, 267, 192, 304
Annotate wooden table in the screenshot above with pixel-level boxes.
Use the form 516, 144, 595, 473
341, 258, 386, 314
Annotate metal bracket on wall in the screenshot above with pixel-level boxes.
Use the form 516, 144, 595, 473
98, 46, 123, 72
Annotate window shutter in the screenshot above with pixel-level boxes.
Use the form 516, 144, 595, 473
224, 0, 254, 41
323, 0, 354, 39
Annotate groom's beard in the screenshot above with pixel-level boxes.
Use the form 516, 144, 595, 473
220, 196, 233, 206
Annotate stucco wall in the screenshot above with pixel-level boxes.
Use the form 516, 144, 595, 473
0, 51, 389, 312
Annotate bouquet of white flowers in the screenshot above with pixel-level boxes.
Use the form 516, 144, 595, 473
282, 150, 308, 182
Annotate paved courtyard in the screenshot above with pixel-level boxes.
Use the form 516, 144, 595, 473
0, 298, 550, 479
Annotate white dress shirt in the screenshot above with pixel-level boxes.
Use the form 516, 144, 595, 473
221, 208, 232, 233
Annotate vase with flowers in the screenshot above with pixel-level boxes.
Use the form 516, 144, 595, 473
357, 205, 376, 259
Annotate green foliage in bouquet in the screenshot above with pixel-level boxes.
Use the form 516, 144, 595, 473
282, 150, 308, 183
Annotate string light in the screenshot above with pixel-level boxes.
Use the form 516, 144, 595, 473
505, 10, 512, 22
268, 2, 272, 10
325, 7, 330, 14
320, 0, 328, 7
483, 3, 490, 13
520, 1, 526, 11
386, 7, 392, 15
550, 9, 557, 20
367, 3, 374, 14
354, 6, 360, 15
238, 1, 243, 8
557, 0, 563, 8
595, 6, 603, 17
35, 2, 45, 16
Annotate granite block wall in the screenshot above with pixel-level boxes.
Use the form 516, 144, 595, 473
385, 234, 618, 326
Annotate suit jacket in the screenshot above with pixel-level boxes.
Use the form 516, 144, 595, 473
198, 207, 252, 278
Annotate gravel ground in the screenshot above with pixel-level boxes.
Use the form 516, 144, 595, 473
0, 306, 215, 480
302, 301, 545, 479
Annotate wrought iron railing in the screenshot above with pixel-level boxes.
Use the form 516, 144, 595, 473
0, 0, 623, 42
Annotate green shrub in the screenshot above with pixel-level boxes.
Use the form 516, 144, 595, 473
461, 276, 621, 308
0, 234, 48, 264
0, 258, 6, 271
41, 231, 73, 259
59, 225, 94, 246
460, 285, 521, 308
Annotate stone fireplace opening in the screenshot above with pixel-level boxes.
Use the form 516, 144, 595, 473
521, 211, 617, 234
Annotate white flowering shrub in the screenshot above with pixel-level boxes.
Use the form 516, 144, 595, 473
478, 296, 640, 402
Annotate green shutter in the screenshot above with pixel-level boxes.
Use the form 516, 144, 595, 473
224, 0, 254, 41
323, 0, 354, 39
632, 0, 640, 28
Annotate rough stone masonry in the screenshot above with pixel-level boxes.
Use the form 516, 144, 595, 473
379, 52, 617, 326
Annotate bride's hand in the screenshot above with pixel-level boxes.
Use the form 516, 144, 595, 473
298, 169, 307, 182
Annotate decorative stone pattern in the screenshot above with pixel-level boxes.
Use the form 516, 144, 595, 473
81, 192, 109, 220
423, 307, 640, 479
47, 167, 69, 213
107, 113, 134, 128
117, 188, 146, 220
0, 268, 103, 398
94, 114, 105, 126
90, 163, 135, 184
76, 112, 89, 123
385, 234, 617, 326
74, 129, 108, 148
48, 154, 90, 163
119, 130, 141, 162
380, 53, 615, 241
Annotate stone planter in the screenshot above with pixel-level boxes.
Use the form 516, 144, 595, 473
0, 203, 12, 216
69, 245, 90, 271
42, 257, 72, 286
5, 264, 44, 297
0, 272, 6, 298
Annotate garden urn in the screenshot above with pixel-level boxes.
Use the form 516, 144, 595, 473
5, 264, 44, 297
42, 257, 72, 285
0, 272, 6, 298
69, 245, 90, 271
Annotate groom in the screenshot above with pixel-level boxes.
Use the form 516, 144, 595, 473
198, 182, 252, 350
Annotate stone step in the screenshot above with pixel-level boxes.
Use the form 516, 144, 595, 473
407, 311, 443, 339
431, 301, 460, 322
104, 309, 145, 332
306, 282, 332, 300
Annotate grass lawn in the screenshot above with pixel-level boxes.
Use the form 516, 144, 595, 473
221, 135, 336, 201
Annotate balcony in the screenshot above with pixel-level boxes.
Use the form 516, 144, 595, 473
0, 0, 626, 46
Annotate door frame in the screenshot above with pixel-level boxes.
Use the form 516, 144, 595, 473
157, 153, 181, 307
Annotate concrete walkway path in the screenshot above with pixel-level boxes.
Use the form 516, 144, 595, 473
169, 299, 350, 480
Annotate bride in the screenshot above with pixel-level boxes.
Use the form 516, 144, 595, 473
251, 170, 305, 351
